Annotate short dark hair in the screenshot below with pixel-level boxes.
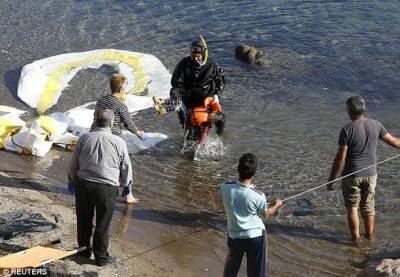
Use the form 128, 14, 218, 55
346, 96, 366, 116
110, 73, 127, 93
96, 109, 114, 128
238, 153, 258, 180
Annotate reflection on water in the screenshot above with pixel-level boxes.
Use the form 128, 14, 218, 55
1, 0, 400, 275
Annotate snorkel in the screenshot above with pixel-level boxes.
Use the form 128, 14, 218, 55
199, 35, 208, 64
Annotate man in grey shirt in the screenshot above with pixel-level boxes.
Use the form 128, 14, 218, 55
68, 109, 134, 266
328, 96, 400, 242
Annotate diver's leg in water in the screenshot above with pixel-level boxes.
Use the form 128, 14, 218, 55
346, 207, 360, 241
177, 103, 188, 127
197, 125, 209, 150
215, 112, 225, 136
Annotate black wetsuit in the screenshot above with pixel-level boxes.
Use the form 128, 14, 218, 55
170, 57, 225, 109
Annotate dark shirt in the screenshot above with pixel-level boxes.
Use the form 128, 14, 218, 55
91, 94, 138, 136
339, 118, 387, 177
170, 57, 225, 108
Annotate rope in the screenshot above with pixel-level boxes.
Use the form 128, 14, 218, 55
280, 153, 400, 203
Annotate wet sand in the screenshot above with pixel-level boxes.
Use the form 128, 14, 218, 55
0, 150, 324, 277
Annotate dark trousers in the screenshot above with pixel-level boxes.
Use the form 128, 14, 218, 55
75, 178, 118, 261
223, 232, 266, 277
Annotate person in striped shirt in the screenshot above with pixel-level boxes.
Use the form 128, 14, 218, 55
91, 74, 145, 139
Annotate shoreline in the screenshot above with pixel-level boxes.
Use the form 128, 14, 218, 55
0, 153, 228, 276
1, 150, 395, 276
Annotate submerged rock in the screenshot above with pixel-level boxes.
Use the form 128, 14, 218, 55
292, 199, 316, 217
361, 259, 400, 277
234, 45, 314, 81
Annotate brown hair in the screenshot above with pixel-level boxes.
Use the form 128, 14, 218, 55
110, 74, 127, 93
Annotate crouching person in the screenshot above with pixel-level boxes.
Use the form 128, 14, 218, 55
220, 153, 283, 277
68, 109, 134, 266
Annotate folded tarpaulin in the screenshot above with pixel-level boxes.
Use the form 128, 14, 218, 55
0, 210, 56, 241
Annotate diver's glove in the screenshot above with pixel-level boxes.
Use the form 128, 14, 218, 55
68, 179, 75, 195
139, 132, 149, 141
122, 185, 132, 198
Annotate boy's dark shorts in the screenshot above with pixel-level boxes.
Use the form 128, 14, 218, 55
341, 175, 377, 216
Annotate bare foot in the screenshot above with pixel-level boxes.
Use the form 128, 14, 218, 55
365, 233, 376, 241
124, 193, 139, 204
350, 237, 362, 247
153, 97, 166, 116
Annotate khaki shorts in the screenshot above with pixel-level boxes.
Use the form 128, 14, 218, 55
341, 175, 377, 216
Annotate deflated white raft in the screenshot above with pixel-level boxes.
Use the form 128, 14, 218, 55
2, 108, 167, 156
0, 106, 27, 149
17, 49, 172, 114
10, 49, 172, 156
0, 106, 27, 118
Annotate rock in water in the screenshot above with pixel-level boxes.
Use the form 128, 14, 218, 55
235, 45, 265, 65
292, 199, 316, 217
361, 259, 400, 276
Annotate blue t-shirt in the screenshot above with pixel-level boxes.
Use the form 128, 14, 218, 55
219, 181, 267, 239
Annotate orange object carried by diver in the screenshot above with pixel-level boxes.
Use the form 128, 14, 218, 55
190, 97, 222, 127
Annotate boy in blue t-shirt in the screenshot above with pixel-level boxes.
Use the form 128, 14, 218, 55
220, 153, 283, 277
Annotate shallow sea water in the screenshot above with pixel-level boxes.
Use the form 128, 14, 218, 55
0, 1, 400, 275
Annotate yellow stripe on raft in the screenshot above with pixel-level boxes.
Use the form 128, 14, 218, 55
37, 50, 149, 114
0, 119, 24, 149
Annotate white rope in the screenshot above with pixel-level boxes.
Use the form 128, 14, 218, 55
280, 153, 400, 203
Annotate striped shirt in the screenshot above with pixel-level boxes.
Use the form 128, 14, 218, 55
91, 94, 138, 136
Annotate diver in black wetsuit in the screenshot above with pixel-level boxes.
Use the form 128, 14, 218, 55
170, 40, 225, 109
153, 37, 226, 136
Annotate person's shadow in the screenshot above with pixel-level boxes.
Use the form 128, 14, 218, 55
113, 203, 225, 231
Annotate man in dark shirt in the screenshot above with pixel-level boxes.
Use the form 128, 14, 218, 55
327, 96, 400, 242
91, 74, 145, 139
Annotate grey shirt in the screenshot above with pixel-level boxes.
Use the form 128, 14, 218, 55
68, 128, 133, 187
339, 118, 387, 177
